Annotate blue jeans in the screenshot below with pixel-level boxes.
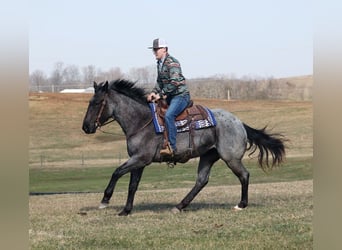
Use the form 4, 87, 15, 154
164, 94, 190, 151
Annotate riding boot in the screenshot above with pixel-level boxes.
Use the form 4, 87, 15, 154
160, 142, 173, 156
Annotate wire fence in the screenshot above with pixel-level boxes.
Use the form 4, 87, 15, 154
30, 151, 200, 169
30, 151, 128, 169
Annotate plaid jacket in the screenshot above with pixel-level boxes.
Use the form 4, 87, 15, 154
152, 54, 189, 97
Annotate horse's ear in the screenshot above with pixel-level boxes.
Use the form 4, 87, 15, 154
103, 81, 109, 93
93, 81, 97, 89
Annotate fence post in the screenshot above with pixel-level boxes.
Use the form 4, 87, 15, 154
81, 151, 84, 166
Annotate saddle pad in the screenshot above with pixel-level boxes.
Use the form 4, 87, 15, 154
149, 103, 217, 134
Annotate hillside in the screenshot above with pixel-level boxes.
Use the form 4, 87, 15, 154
29, 93, 312, 169
266, 75, 313, 100
187, 75, 313, 100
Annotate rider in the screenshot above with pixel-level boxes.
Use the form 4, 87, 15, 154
146, 38, 190, 156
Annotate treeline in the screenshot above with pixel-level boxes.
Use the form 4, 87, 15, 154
29, 62, 157, 93
29, 62, 312, 100
187, 75, 312, 100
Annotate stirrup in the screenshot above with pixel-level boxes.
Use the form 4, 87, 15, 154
160, 143, 173, 156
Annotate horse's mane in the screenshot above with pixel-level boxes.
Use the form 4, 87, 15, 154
109, 79, 148, 105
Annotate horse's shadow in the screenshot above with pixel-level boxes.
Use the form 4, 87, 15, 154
79, 202, 263, 214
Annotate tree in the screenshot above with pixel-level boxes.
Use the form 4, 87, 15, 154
82, 65, 96, 86
107, 67, 124, 80
94, 67, 124, 83
63, 64, 81, 87
50, 62, 64, 91
127, 65, 156, 87
30, 70, 47, 92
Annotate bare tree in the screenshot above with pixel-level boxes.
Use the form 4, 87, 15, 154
63, 64, 81, 87
30, 70, 47, 92
82, 65, 97, 86
94, 67, 124, 83
107, 67, 124, 80
94, 68, 105, 83
142, 64, 157, 85
28, 60, 311, 99
127, 65, 156, 87
127, 67, 145, 83
50, 62, 64, 92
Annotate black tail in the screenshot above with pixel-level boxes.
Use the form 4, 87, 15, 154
243, 123, 286, 171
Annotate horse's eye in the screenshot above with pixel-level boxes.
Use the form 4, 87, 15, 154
89, 99, 102, 105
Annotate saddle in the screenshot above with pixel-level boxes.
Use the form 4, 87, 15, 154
155, 99, 210, 151
155, 99, 209, 128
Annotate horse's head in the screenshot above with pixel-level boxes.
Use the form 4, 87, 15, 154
82, 81, 111, 134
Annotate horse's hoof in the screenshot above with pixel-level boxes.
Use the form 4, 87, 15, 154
171, 207, 181, 214
118, 210, 130, 216
99, 203, 109, 209
232, 205, 244, 211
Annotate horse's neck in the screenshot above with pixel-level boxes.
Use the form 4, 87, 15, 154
109, 94, 151, 136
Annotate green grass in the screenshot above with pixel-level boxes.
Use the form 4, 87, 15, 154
30, 180, 313, 249
29, 97, 313, 249
29, 157, 312, 193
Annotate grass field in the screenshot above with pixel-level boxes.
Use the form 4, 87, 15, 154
29, 156, 312, 193
29, 93, 313, 249
30, 180, 313, 249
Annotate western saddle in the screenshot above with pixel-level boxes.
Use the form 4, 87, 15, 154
155, 99, 209, 153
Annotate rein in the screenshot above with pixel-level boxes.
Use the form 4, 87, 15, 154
98, 118, 153, 138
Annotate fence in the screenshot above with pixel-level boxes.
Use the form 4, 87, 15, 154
30, 151, 129, 169
30, 151, 200, 169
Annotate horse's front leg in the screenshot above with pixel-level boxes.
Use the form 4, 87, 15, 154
118, 167, 145, 216
99, 158, 144, 209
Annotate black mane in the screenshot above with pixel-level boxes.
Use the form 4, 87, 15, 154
109, 79, 148, 105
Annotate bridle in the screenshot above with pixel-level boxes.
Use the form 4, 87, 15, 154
94, 93, 153, 138
95, 93, 114, 128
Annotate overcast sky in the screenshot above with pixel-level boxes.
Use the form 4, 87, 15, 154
29, 0, 312, 79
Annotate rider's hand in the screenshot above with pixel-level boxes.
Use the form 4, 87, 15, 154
155, 93, 161, 100
147, 93, 161, 102
147, 93, 155, 102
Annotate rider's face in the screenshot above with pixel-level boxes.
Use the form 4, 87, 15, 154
153, 47, 167, 60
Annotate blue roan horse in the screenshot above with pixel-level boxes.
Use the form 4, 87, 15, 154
82, 79, 286, 216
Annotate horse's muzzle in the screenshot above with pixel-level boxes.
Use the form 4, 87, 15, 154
82, 123, 97, 134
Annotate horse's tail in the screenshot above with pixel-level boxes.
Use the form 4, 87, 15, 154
243, 123, 286, 171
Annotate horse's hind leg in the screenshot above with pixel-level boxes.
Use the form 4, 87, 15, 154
224, 159, 250, 210
174, 148, 220, 212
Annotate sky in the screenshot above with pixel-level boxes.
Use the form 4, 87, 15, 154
29, 0, 312, 79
